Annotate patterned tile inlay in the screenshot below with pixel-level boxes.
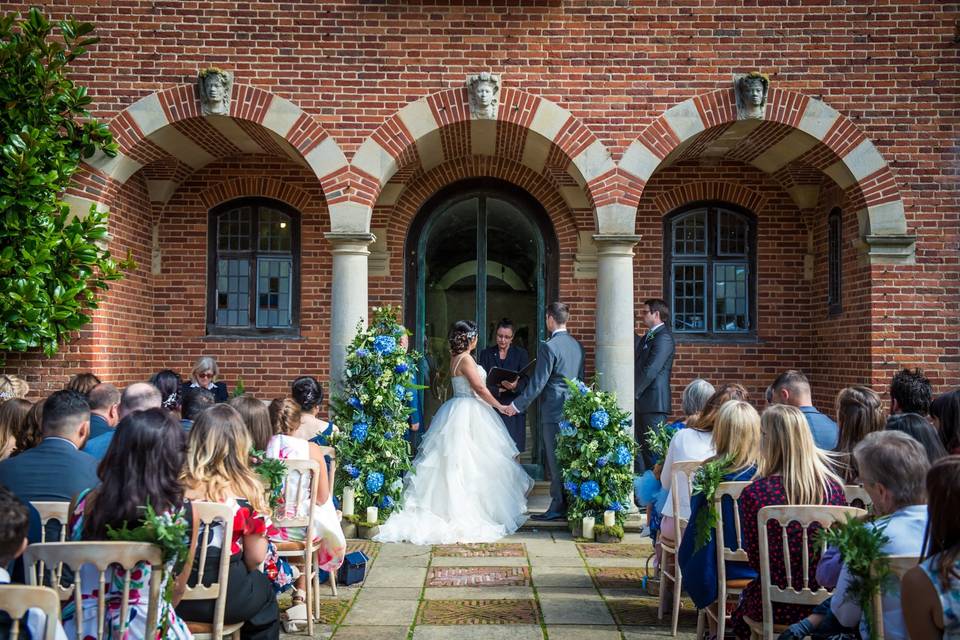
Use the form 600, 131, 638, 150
606, 597, 699, 627
346, 540, 381, 559
427, 566, 531, 587
578, 543, 652, 558
416, 599, 541, 625
589, 567, 654, 589
312, 599, 352, 624
432, 543, 526, 557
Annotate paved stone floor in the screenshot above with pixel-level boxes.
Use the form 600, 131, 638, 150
280, 530, 700, 639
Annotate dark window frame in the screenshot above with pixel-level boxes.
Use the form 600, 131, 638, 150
206, 197, 302, 338
662, 202, 758, 342
827, 207, 843, 316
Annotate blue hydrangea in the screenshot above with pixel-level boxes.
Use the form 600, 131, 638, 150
351, 422, 368, 443
596, 454, 610, 468
577, 380, 590, 395
590, 410, 610, 430
380, 495, 394, 509
564, 481, 579, 495
579, 480, 600, 501
373, 335, 397, 355
558, 420, 576, 437
384, 430, 394, 440
348, 396, 363, 411
608, 501, 623, 512
344, 464, 360, 478
394, 384, 406, 400
615, 444, 632, 466
355, 348, 370, 359
365, 471, 384, 493
394, 362, 409, 374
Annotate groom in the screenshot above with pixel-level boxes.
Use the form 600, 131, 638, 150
504, 302, 584, 521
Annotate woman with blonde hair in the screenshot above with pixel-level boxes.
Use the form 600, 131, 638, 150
730, 404, 846, 639
175, 404, 279, 640
834, 385, 886, 482
679, 400, 761, 616
188, 355, 229, 403
0, 398, 31, 459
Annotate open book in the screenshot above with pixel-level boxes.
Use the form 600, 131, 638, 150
487, 358, 537, 387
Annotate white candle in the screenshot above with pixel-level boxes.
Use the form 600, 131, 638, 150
342, 486, 355, 517
603, 510, 615, 527
366, 506, 379, 525
582, 516, 595, 540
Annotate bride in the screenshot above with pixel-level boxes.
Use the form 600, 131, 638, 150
375, 320, 534, 545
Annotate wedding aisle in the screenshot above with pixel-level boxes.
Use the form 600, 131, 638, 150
281, 530, 698, 639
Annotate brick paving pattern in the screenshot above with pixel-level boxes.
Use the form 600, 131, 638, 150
416, 599, 541, 625
607, 597, 699, 627
346, 540, 381, 558
578, 543, 652, 558
426, 566, 531, 587
590, 566, 654, 589
312, 599, 352, 625
431, 543, 526, 557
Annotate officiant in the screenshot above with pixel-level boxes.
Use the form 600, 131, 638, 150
479, 318, 529, 451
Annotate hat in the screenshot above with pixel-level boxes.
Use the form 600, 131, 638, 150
0, 375, 30, 401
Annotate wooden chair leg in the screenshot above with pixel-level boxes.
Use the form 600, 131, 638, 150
329, 568, 337, 596
696, 609, 705, 640
671, 561, 682, 637
304, 550, 314, 638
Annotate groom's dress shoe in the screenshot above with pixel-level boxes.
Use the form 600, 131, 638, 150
530, 511, 566, 522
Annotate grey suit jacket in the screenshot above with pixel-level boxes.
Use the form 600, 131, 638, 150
513, 331, 585, 423
634, 326, 675, 415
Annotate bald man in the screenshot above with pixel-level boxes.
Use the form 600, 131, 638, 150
84, 382, 162, 461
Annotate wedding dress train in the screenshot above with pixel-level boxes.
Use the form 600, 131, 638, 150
375, 362, 534, 545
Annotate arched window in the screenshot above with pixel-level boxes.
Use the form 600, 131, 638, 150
663, 203, 756, 338
827, 207, 842, 315
206, 197, 300, 336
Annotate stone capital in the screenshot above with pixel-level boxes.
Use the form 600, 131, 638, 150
857, 234, 917, 265
325, 232, 377, 255
592, 234, 642, 256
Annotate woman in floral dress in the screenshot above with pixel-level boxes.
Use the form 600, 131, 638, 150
63, 408, 192, 639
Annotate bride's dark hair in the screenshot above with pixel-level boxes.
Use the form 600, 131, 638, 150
448, 320, 478, 355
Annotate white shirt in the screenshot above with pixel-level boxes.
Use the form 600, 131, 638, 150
0, 567, 69, 640
660, 428, 715, 519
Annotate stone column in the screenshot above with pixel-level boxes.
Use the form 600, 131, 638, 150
593, 234, 642, 438
326, 232, 376, 394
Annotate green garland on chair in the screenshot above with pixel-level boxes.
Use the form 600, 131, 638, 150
250, 448, 288, 511
690, 455, 733, 552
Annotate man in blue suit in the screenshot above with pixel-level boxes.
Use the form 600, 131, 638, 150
0, 390, 99, 504
87, 383, 120, 439
771, 370, 839, 450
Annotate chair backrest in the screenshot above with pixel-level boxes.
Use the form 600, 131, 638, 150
22, 542, 164, 640
178, 501, 235, 639
0, 584, 62, 640
870, 554, 920, 640
843, 484, 873, 511
271, 459, 320, 540
713, 481, 752, 584
671, 459, 703, 535
757, 505, 866, 636
28, 502, 72, 599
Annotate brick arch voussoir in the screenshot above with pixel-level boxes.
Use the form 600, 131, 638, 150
652, 182, 767, 216
197, 176, 314, 212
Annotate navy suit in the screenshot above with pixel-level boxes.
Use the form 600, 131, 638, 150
634, 325, 675, 472
0, 437, 99, 504
88, 413, 112, 439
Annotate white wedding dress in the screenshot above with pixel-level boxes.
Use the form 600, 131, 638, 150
375, 360, 534, 545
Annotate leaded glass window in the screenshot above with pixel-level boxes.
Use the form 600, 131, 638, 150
665, 204, 756, 337
208, 198, 300, 336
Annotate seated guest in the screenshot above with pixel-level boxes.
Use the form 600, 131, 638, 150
889, 367, 932, 416
150, 369, 183, 415
930, 389, 960, 454
16, 399, 44, 454
176, 404, 280, 640
887, 413, 947, 463
229, 394, 273, 451
187, 356, 229, 403
65, 372, 101, 397
834, 386, 886, 482
0, 398, 31, 460
678, 400, 761, 620
0, 485, 68, 640
86, 383, 120, 439
0, 389, 98, 503
291, 376, 334, 442
902, 455, 960, 640
181, 387, 216, 430
730, 404, 847, 640
84, 382, 162, 461
771, 369, 838, 450
63, 408, 192, 638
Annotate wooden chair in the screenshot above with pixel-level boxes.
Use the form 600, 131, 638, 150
22, 542, 164, 640
659, 459, 702, 637
0, 584, 63, 640
744, 505, 866, 640
178, 501, 243, 639
29, 501, 72, 600
271, 458, 337, 637
697, 480, 752, 640
870, 554, 920, 640
843, 484, 873, 511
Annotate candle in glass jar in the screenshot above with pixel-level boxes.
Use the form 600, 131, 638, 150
342, 486, 355, 517
366, 506, 379, 525
582, 516, 595, 539
603, 510, 616, 527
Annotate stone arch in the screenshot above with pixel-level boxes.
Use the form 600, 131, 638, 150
621, 88, 913, 263
352, 87, 624, 234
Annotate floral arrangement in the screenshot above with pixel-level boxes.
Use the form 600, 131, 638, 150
250, 448, 287, 511
690, 455, 733, 551
330, 306, 422, 517
645, 419, 677, 461
556, 378, 636, 532
817, 515, 892, 640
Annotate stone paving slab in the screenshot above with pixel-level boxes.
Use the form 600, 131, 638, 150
431, 555, 528, 567
413, 625, 544, 639
432, 542, 526, 557
280, 623, 333, 640
423, 586, 534, 600
426, 565, 530, 587
362, 565, 429, 588
524, 541, 581, 557
375, 542, 431, 558
371, 553, 432, 568
416, 599, 541, 625
341, 595, 420, 627
529, 565, 594, 589
526, 555, 585, 567
352, 586, 423, 603
536, 589, 615, 625
332, 625, 409, 640
546, 625, 623, 640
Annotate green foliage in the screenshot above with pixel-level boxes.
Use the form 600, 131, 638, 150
817, 515, 892, 640
331, 306, 423, 517
556, 377, 636, 526
645, 419, 677, 461
690, 455, 733, 552
250, 447, 287, 511
232, 377, 246, 397
0, 8, 127, 361
593, 523, 625, 540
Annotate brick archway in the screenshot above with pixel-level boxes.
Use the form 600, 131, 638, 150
621, 88, 913, 263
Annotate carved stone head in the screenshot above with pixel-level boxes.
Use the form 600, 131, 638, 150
466, 72, 500, 120
198, 68, 233, 116
734, 72, 769, 120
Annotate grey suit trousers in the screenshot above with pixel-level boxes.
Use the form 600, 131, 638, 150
541, 420, 565, 513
